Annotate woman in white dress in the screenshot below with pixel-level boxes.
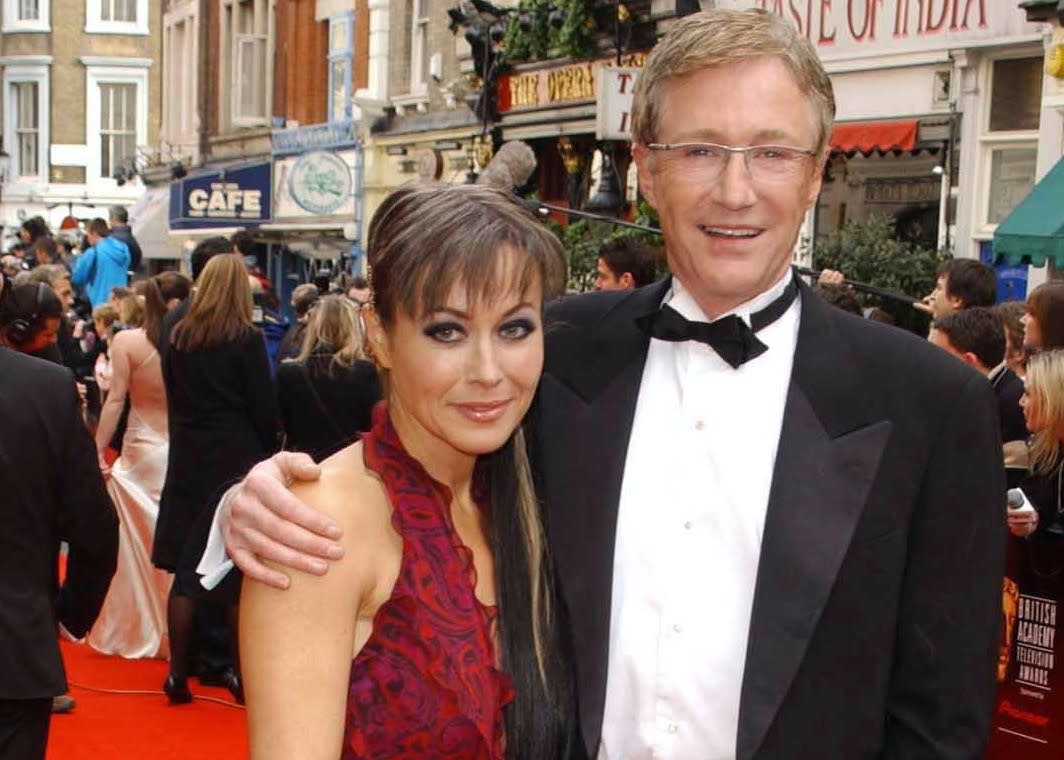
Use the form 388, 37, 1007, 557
89, 271, 192, 658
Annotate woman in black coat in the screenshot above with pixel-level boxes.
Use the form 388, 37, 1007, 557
155, 253, 278, 704
276, 294, 381, 461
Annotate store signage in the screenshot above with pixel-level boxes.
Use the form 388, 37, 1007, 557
170, 162, 272, 229
714, 1, 1036, 56
596, 67, 641, 141
273, 148, 361, 221
271, 119, 358, 156
499, 53, 647, 113
864, 176, 940, 204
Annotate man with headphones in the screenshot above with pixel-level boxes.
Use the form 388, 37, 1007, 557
0, 281, 65, 361
0, 272, 118, 758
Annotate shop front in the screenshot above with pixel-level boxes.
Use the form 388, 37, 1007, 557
496, 52, 648, 218
168, 160, 273, 259
264, 120, 365, 306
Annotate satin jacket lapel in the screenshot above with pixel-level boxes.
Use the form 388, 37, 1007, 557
540, 279, 671, 753
736, 283, 893, 760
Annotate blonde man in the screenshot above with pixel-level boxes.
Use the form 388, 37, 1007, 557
207, 9, 1004, 759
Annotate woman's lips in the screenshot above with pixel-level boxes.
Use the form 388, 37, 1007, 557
453, 400, 511, 423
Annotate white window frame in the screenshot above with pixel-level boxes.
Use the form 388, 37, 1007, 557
975, 51, 1042, 237
162, 2, 200, 161
2, 0, 50, 32
409, 0, 429, 96
327, 13, 353, 122
82, 61, 150, 187
1, 59, 50, 186
220, 0, 275, 130
85, 0, 149, 35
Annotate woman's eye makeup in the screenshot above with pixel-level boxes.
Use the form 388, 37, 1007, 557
499, 318, 537, 340
423, 321, 466, 343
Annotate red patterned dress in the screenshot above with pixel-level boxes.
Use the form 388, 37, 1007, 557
344, 403, 514, 759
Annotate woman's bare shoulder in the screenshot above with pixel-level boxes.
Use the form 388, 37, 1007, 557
291, 441, 391, 544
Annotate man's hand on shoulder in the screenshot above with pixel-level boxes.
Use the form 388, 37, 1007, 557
224, 452, 344, 590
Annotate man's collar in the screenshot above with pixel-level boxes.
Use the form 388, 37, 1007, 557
669, 269, 795, 325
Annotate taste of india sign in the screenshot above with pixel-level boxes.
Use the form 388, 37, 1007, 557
713, 1, 1037, 57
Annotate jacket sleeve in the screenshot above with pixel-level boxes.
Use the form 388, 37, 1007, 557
70, 247, 96, 288
55, 374, 119, 638
882, 372, 1006, 758
242, 331, 280, 455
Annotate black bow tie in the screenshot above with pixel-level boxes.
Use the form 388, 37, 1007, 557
635, 276, 799, 369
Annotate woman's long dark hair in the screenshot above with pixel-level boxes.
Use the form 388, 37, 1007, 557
142, 271, 192, 349
484, 429, 580, 759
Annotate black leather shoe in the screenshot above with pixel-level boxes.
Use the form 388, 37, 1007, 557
222, 671, 245, 705
163, 675, 193, 705
51, 695, 76, 714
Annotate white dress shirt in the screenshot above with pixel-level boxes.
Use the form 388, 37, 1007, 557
598, 273, 800, 760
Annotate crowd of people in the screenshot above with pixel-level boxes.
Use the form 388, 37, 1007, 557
2, 7, 1064, 760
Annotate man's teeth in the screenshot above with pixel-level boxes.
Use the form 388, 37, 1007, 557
700, 226, 760, 238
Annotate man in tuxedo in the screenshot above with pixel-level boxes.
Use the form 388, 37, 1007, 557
200, 9, 1005, 759
930, 307, 1028, 488
0, 274, 119, 758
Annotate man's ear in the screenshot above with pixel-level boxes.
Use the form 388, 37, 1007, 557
362, 305, 391, 370
631, 143, 659, 210
619, 272, 636, 289
960, 351, 984, 371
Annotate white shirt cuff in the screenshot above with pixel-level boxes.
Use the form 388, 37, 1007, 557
197, 486, 237, 590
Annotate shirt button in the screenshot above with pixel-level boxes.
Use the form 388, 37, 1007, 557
672, 623, 683, 633
694, 419, 705, 431
683, 521, 693, 530
668, 723, 679, 734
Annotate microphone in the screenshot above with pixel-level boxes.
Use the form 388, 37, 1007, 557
1007, 488, 1035, 513
476, 140, 537, 193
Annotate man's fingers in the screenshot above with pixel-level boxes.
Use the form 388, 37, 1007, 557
241, 528, 331, 576
272, 451, 321, 484
241, 470, 342, 541
230, 546, 292, 590
912, 300, 933, 314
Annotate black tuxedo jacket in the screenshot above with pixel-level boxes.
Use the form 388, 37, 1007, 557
531, 277, 1006, 759
0, 348, 118, 699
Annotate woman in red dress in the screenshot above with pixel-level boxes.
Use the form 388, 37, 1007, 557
240, 183, 579, 760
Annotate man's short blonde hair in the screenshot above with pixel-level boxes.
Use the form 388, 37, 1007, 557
631, 8, 836, 153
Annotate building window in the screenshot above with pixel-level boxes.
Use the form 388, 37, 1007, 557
85, 0, 148, 34
328, 14, 353, 122
3, 0, 49, 30
2, 62, 49, 182
100, 83, 137, 180
410, 0, 429, 94
100, 0, 136, 21
83, 62, 149, 184
14, 83, 39, 178
221, 0, 273, 128
162, 5, 199, 161
979, 56, 1041, 232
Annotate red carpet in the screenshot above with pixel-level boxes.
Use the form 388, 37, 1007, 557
47, 640, 248, 759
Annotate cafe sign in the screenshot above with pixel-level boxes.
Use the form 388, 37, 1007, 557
169, 161, 272, 230
498, 52, 647, 113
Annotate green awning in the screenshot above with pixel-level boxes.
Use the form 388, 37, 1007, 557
993, 156, 1064, 268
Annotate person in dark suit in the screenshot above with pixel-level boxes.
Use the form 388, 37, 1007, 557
0, 276, 119, 759
202, 9, 1004, 759
155, 253, 278, 705
276, 294, 381, 461
930, 307, 1029, 487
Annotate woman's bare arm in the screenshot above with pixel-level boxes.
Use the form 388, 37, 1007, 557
240, 447, 390, 760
